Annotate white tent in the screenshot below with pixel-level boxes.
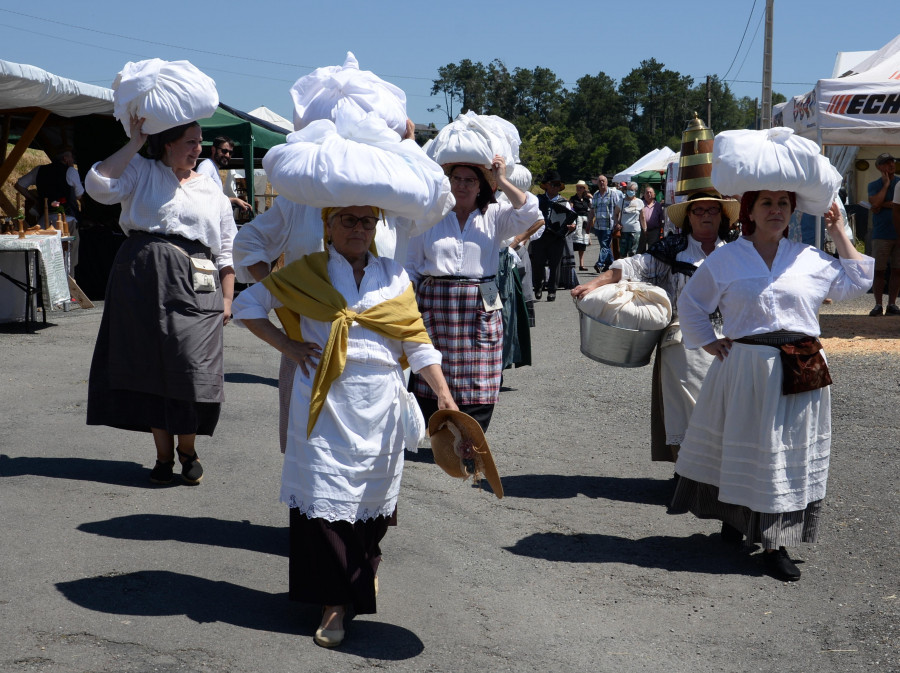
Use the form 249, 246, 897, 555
638, 148, 678, 173
0, 59, 113, 117
249, 106, 292, 133
774, 35, 900, 146
613, 147, 676, 183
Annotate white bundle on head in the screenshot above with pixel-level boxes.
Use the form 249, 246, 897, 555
263, 105, 453, 226
711, 127, 842, 215
506, 164, 533, 193
428, 111, 516, 178
479, 115, 521, 164
112, 59, 218, 138
290, 52, 408, 139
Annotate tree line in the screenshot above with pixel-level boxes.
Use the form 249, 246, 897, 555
429, 57, 787, 181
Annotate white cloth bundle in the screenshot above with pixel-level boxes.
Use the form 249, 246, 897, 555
480, 115, 521, 164
263, 107, 452, 226
506, 164, 533, 193
711, 127, 842, 215
428, 111, 516, 178
290, 52, 408, 138
578, 281, 672, 331
112, 59, 218, 138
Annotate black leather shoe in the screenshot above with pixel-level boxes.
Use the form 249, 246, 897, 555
534, 288, 542, 300
763, 547, 801, 581
546, 293, 556, 302
593, 263, 603, 273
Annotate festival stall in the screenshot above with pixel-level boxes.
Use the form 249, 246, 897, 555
613, 147, 676, 184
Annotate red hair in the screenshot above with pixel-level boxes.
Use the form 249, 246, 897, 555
739, 190, 797, 237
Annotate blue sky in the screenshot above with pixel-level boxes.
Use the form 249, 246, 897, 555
2, 1, 897, 130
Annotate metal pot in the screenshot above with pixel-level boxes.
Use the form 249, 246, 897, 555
577, 307, 665, 368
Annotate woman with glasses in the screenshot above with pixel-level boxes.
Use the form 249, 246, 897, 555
233, 204, 457, 647
406, 157, 541, 432
572, 191, 739, 464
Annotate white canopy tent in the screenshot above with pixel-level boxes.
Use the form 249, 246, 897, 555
248, 106, 293, 133
613, 147, 676, 183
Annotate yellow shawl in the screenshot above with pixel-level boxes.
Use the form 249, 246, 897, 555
262, 251, 432, 438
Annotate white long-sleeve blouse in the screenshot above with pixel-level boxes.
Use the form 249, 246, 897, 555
85, 155, 237, 270
232, 247, 442, 375
679, 237, 874, 349
405, 193, 540, 283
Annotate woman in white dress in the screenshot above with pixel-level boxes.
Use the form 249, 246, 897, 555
233, 205, 456, 647
672, 187, 873, 581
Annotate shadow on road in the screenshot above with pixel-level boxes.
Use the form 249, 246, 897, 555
499, 473, 675, 506
78, 514, 288, 556
225, 372, 278, 387
0, 454, 158, 488
56, 570, 424, 659
504, 531, 763, 577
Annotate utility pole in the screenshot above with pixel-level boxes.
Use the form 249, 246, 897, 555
706, 75, 712, 127
761, 0, 774, 129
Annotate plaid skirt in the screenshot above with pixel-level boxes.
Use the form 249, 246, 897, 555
411, 278, 503, 405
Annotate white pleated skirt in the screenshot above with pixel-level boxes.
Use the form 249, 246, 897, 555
281, 360, 405, 523
675, 342, 831, 514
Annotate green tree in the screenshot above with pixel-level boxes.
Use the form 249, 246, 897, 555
429, 59, 488, 123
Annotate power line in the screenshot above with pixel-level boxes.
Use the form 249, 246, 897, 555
722, 0, 758, 81
731, 9, 766, 82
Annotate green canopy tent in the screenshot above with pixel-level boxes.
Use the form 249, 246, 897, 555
197, 102, 288, 208
632, 169, 664, 185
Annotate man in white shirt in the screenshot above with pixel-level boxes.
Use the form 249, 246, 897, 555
195, 136, 252, 213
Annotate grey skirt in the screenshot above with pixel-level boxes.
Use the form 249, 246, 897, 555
87, 232, 224, 435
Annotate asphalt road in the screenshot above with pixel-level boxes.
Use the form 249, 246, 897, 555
1, 278, 898, 673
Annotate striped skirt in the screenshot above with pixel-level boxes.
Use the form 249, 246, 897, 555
411, 278, 503, 405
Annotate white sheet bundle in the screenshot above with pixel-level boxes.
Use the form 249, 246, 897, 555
578, 281, 672, 331
112, 59, 218, 137
427, 111, 517, 178
263, 105, 452, 226
711, 127, 842, 215
290, 52, 408, 139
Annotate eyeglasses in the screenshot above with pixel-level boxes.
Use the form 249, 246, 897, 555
450, 176, 479, 187
336, 214, 379, 230
215, 146, 233, 155
689, 206, 721, 216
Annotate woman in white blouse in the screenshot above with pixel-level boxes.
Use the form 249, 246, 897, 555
233, 205, 456, 648
405, 156, 541, 432
85, 116, 236, 486
672, 189, 873, 581
572, 191, 740, 463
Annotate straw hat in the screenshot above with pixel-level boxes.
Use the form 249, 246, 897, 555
428, 410, 503, 499
666, 192, 740, 229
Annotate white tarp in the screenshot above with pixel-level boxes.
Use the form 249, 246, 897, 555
637, 147, 678, 173
613, 148, 670, 183
249, 106, 293, 132
774, 35, 900, 146
0, 59, 113, 116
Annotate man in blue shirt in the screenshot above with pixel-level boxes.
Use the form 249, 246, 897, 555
866, 153, 900, 315
590, 175, 621, 272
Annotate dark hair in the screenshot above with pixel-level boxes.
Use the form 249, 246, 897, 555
146, 121, 200, 161
450, 164, 496, 213
213, 135, 234, 149
739, 190, 797, 238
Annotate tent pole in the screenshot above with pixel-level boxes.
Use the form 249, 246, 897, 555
816, 125, 824, 250
0, 109, 50, 217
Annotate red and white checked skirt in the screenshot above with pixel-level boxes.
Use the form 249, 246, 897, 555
411, 278, 503, 405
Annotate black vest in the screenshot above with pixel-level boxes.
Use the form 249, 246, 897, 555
35, 163, 78, 216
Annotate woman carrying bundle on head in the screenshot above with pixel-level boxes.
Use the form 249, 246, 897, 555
670, 127, 874, 581
233, 111, 457, 648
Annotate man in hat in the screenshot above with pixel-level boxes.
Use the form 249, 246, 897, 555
867, 152, 900, 315
590, 175, 621, 273
529, 169, 575, 301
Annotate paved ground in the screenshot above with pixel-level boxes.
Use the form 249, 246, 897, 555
1, 272, 898, 673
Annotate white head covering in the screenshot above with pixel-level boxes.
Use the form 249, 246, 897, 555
112, 59, 218, 138
427, 111, 518, 187
290, 52, 408, 139
711, 127, 842, 215
264, 105, 452, 227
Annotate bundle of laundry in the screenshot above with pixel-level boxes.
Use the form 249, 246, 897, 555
112, 59, 218, 137
577, 281, 672, 331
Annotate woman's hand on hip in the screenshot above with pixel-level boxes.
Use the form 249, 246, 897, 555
702, 337, 733, 361
284, 340, 322, 377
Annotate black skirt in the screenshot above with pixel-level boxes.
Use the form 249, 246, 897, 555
288, 508, 396, 615
87, 232, 224, 436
